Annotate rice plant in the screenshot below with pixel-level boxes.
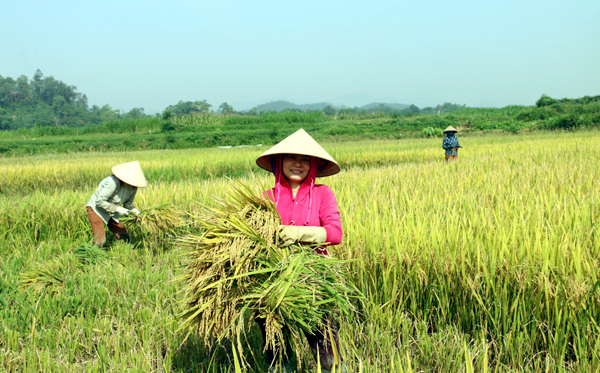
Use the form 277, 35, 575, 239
1, 131, 600, 371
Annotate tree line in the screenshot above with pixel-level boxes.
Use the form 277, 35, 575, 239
0, 70, 472, 131
4, 70, 596, 132
0, 70, 153, 130
0, 71, 246, 130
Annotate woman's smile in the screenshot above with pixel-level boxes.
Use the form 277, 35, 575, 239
282, 154, 311, 188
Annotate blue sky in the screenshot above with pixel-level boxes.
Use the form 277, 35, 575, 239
2, 0, 598, 113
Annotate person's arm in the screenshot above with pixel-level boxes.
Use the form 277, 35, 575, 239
319, 186, 343, 245
278, 187, 343, 246
442, 138, 452, 149
95, 177, 120, 214
122, 187, 137, 211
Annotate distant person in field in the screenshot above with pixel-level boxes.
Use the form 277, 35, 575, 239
442, 126, 461, 161
86, 161, 147, 247
256, 128, 346, 373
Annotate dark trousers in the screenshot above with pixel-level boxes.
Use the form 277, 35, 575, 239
257, 316, 342, 370
86, 207, 129, 247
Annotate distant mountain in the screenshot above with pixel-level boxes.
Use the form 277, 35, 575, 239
360, 102, 410, 110
248, 100, 412, 113
231, 96, 290, 112
255, 100, 297, 112
298, 102, 339, 111
255, 100, 340, 113
328, 92, 379, 107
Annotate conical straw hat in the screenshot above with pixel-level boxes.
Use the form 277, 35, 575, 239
443, 126, 459, 133
111, 161, 148, 188
256, 129, 340, 177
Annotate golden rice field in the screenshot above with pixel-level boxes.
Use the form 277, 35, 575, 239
1, 130, 599, 372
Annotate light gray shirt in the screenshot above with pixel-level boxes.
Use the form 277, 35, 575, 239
86, 175, 137, 224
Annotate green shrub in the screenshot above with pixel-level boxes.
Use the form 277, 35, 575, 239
161, 122, 175, 133
422, 127, 443, 137
516, 106, 557, 121
544, 113, 580, 130
501, 121, 524, 134
590, 113, 600, 127
470, 120, 489, 131
582, 102, 600, 114
535, 94, 557, 107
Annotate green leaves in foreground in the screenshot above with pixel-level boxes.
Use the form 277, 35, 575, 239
177, 182, 358, 370
19, 244, 117, 296
74, 243, 113, 265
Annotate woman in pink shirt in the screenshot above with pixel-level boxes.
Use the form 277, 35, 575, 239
256, 128, 346, 373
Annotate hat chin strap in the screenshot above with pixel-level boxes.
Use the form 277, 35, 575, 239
270, 156, 281, 209
270, 155, 317, 226
304, 157, 317, 225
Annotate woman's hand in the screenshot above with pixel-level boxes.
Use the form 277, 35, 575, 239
279, 225, 327, 247
116, 206, 129, 216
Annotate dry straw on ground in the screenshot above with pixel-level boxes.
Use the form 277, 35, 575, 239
177, 182, 357, 370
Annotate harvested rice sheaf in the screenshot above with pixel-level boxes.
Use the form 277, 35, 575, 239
122, 203, 188, 248
177, 182, 357, 369
19, 257, 71, 296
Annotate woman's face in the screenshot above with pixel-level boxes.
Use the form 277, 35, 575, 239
282, 154, 311, 185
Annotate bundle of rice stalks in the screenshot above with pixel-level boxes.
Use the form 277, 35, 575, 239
177, 182, 357, 370
74, 243, 115, 265
122, 203, 188, 248
19, 258, 70, 296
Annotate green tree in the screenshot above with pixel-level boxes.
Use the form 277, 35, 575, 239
52, 95, 67, 117
123, 107, 148, 119
0, 70, 126, 129
197, 99, 212, 114
90, 104, 119, 123
15, 75, 31, 102
219, 102, 235, 115
322, 105, 337, 116
406, 104, 420, 114
165, 100, 212, 115
536, 94, 557, 107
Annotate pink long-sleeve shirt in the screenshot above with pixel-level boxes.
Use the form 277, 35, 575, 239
266, 156, 343, 251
